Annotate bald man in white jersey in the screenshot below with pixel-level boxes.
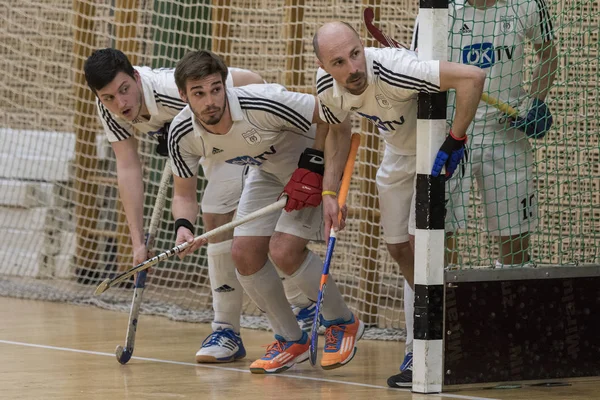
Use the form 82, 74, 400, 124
313, 22, 486, 388
83, 48, 315, 365
168, 49, 363, 374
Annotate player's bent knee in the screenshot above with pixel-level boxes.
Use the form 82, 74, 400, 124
269, 233, 308, 273
231, 237, 270, 275
203, 212, 236, 243
202, 211, 235, 230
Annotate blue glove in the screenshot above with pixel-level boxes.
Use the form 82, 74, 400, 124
432, 131, 467, 179
511, 97, 553, 139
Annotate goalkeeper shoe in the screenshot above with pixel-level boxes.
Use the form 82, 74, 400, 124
320, 313, 365, 370
387, 352, 413, 388
249, 332, 310, 374
292, 303, 317, 333
195, 325, 246, 363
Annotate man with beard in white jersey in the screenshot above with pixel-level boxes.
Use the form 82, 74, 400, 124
168, 49, 363, 374
313, 21, 486, 388
84, 48, 316, 365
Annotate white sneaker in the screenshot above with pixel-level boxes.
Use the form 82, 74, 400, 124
195, 325, 246, 363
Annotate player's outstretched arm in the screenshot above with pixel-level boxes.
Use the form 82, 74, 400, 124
510, 41, 558, 139
439, 61, 486, 138
230, 69, 265, 86
322, 117, 352, 237
431, 62, 485, 178
172, 175, 201, 259
112, 136, 149, 266
530, 41, 558, 101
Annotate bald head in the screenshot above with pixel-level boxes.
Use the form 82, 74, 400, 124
313, 21, 361, 61
313, 21, 368, 95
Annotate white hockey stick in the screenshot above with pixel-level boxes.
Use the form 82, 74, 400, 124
94, 196, 288, 295
116, 160, 171, 365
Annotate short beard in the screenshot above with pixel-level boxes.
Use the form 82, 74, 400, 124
346, 72, 367, 95
196, 97, 227, 127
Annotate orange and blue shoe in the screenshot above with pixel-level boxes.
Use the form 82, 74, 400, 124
249, 331, 310, 374
321, 313, 365, 370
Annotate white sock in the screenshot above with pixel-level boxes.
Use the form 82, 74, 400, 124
275, 259, 313, 308
404, 279, 414, 354
235, 259, 303, 341
208, 240, 243, 333
285, 251, 352, 323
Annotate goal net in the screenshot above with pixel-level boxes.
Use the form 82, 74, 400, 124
0, 0, 597, 341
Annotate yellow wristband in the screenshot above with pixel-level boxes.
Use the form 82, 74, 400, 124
322, 190, 337, 197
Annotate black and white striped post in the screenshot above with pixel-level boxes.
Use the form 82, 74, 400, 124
413, 0, 448, 394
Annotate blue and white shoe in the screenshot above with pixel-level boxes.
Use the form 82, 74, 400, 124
195, 325, 246, 363
292, 303, 317, 333
387, 352, 413, 388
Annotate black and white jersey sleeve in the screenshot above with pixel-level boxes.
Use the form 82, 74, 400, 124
315, 69, 348, 125
236, 84, 315, 136
96, 99, 135, 142
519, 0, 556, 44
167, 106, 200, 178
374, 47, 441, 101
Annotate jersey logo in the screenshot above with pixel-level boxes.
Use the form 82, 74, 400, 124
242, 129, 262, 145
356, 112, 405, 132
499, 16, 515, 33
212, 147, 224, 154
376, 94, 392, 109
225, 145, 276, 166
461, 43, 514, 69
459, 24, 471, 34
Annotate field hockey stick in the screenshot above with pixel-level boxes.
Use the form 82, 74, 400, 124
363, 7, 520, 118
309, 133, 361, 366
94, 196, 288, 296
116, 161, 172, 365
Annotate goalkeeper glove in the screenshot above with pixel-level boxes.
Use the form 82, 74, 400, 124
511, 97, 553, 139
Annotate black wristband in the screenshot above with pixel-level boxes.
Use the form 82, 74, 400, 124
298, 148, 324, 175
174, 218, 194, 235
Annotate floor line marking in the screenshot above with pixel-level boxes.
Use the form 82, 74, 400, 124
0, 339, 499, 400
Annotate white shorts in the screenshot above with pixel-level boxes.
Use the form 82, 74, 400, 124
376, 148, 416, 244
448, 125, 537, 236
233, 168, 324, 240
200, 161, 247, 214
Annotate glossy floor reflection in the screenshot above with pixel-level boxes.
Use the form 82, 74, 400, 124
0, 297, 597, 399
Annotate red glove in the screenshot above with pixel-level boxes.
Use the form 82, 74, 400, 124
282, 148, 324, 212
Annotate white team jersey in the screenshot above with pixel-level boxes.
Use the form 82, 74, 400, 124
168, 84, 316, 180
411, 0, 555, 131
448, 0, 555, 128
97, 66, 238, 142
316, 47, 440, 155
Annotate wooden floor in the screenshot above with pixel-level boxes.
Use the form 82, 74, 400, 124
0, 297, 598, 400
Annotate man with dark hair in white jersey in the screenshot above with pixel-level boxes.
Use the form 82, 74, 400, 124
84, 48, 316, 365
169, 49, 363, 374
313, 21, 486, 388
